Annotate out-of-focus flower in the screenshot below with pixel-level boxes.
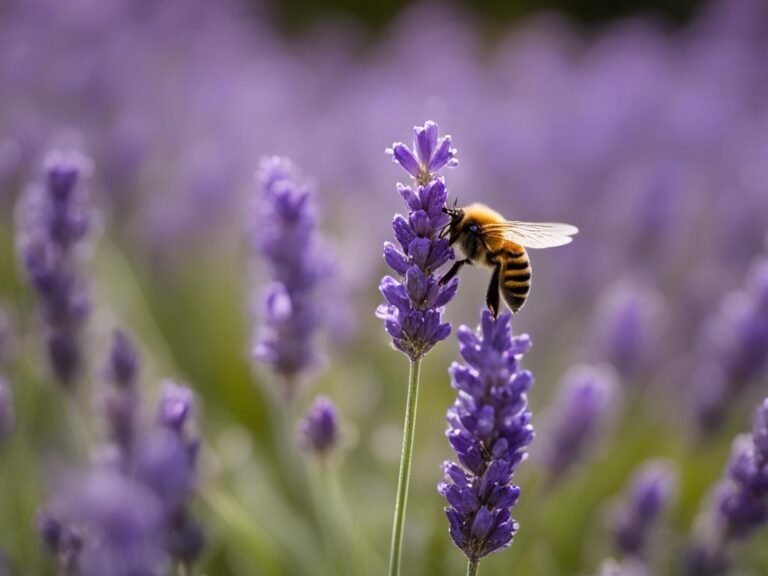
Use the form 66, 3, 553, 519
101, 330, 140, 461
298, 395, 339, 457
41, 375, 204, 573
539, 364, 619, 480
0, 377, 13, 444
55, 469, 166, 576
252, 157, 332, 397
686, 398, 768, 575
150, 380, 204, 566
594, 558, 650, 576
694, 255, 768, 430
439, 310, 534, 563
611, 460, 678, 558
591, 280, 665, 380
15, 151, 93, 388
377, 121, 459, 361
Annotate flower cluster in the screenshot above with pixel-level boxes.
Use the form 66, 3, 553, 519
15, 151, 93, 388
693, 256, 768, 430
39, 335, 204, 575
377, 121, 459, 361
298, 395, 339, 457
540, 364, 619, 480
439, 310, 534, 562
252, 157, 331, 395
611, 460, 678, 558
686, 398, 768, 575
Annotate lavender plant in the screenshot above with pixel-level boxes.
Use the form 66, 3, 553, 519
693, 255, 768, 430
15, 151, 93, 388
611, 460, 678, 558
439, 309, 534, 575
298, 395, 339, 458
378, 121, 459, 576
686, 398, 768, 575
252, 156, 331, 399
39, 334, 204, 575
539, 364, 619, 482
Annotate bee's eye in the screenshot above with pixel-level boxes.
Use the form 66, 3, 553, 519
467, 223, 479, 234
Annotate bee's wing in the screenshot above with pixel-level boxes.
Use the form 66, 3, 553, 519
482, 221, 578, 249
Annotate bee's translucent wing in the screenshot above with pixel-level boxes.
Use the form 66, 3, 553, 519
482, 221, 578, 249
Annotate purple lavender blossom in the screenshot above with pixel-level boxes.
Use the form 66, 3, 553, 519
377, 122, 459, 361
52, 469, 166, 576
15, 151, 93, 388
150, 380, 204, 566
439, 310, 534, 563
298, 395, 339, 456
0, 377, 13, 444
611, 460, 678, 557
686, 398, 768, 575
102, 330, 140, 460
252, 157, 331, 395
694, 256, 768, 430
592, 280, 665, 380
540, 364, 619, 480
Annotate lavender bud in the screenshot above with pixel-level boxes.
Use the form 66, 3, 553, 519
612, 460, 678, 557
298, 395, 339, 456
378, 122, 459, 361
157, 380, 194, 432
439, 310, 534, 563
540, 364, 619, 480
106, 330, 140, 389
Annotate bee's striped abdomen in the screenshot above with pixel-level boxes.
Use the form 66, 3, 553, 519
500, 245, 531, 313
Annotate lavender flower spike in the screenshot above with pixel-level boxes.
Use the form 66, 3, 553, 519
439, 310, 534, 567
540, 364, 619, 481
686, 397, 768, 575
386, 121, 458, 185
252, 157, 330, 396
377, 121, 459, 360
299, 395, 339, 457
612, 460, 678, 558
15, 151, 93, 388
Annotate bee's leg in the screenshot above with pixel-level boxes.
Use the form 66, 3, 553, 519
486, 263, 501, 318
438, 259, 470, 286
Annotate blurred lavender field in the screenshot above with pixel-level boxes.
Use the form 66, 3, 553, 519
1, 0, 767, 574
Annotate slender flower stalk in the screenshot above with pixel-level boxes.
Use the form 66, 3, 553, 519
15, 151, 93, 388
611, 460, 678, 558
0, 377, 13, 445
686, 397, 768, 575
251, 156, 332, 400
439, 310, 534, 572
379, 121, 459, 576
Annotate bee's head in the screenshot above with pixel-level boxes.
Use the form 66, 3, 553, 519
441, 199, 464, 238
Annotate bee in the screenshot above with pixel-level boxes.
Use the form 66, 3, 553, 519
440, 202, 578, 317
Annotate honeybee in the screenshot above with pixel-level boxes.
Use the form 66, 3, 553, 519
440, 203, 578, 317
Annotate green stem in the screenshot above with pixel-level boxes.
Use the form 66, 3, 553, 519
388, 358, 423, 576
467, 558, 480, 576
